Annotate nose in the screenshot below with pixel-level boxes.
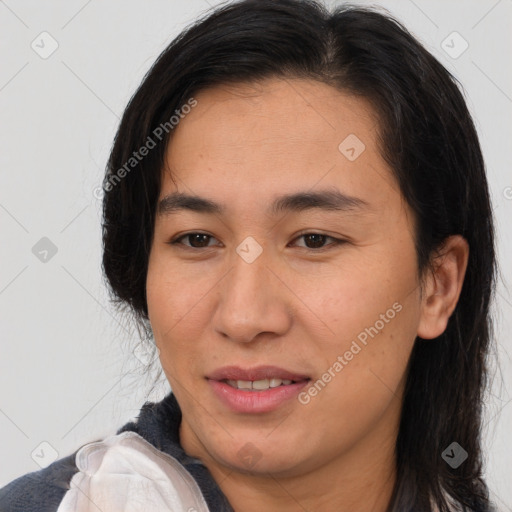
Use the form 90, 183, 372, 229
212, 242, 292, 344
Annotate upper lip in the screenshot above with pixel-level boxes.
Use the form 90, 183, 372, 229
207, 365, 310, 382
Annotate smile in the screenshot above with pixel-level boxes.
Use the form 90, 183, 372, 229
206, 366, 311, 413
224, 378, 297, 390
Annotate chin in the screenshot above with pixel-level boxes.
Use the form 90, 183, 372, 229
208, 434, 307, 476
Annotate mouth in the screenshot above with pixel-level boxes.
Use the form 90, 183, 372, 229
222, 377, 307, 391
206, 365, 311, 413
207, 365, 310, 382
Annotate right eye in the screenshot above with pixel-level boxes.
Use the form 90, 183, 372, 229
168, 232, 220, 249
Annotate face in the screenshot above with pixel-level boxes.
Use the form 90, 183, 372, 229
146, 77, 424, 478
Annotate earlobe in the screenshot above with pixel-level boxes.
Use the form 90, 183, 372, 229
416, 235, 469, 340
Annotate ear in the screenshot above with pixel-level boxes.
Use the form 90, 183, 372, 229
416, 235, 469, 340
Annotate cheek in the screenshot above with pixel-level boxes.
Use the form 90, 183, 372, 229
147, 252, 199, 333
307, 255, 413, 344
319, 282, 419, 399
146, 255, 213, 376
297, 306, 417, 460
303, 249, 420, 403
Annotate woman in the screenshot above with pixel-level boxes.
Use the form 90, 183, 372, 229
0, 0, 499, 510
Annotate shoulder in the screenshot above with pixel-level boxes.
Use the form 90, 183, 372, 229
0, 393, 217, 512
0, 430, 210, 512
0, 452, 80, 512
0, 397, 162, 511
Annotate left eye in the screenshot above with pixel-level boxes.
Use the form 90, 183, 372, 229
292, 232, 344, 250
169, 232, 345, 251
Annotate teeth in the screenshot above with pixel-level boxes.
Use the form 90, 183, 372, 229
252, 378, 270, 390
269, 378, 282, 388
225, 378, 296, 391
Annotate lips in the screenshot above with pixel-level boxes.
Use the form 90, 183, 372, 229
206, 365, 311, 413
207, 365, 310, 383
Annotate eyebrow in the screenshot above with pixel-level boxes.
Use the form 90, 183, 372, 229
157, 189, 371, 218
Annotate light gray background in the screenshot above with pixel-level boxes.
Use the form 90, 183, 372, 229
1, 0, 511, 509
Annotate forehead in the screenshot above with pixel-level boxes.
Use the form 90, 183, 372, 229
160, 78, 397, 213
168, 77, 378, 154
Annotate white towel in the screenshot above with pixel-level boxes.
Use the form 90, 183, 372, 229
57, 430, 210, 512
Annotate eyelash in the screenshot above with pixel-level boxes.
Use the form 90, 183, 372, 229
168, 231, 347, 252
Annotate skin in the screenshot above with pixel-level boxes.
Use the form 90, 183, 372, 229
146, 77, 469, 511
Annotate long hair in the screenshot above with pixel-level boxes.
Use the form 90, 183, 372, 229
101, 1, 498, 510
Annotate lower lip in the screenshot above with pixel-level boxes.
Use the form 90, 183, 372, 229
207, 379, 310, 413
